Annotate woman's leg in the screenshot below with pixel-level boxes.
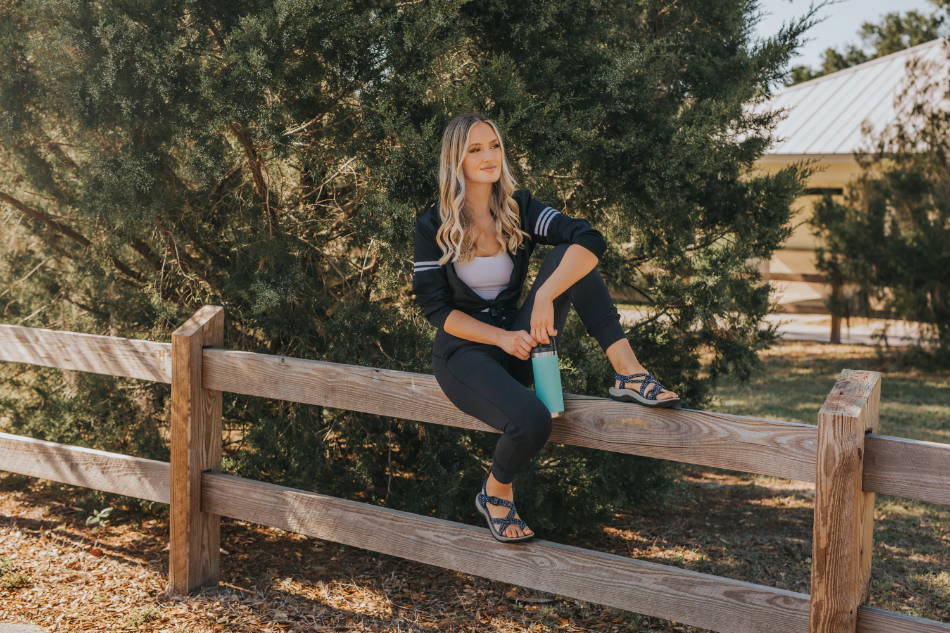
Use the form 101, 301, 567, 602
505, 243, 627, 384
432, 344, 551, 537
504, 244, 678, 400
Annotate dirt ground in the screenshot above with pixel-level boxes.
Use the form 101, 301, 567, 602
1, 462, 947, 633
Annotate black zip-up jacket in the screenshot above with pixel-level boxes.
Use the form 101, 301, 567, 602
411, 188, 607, 333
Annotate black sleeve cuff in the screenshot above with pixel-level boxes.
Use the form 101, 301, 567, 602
573, 231, 607, 259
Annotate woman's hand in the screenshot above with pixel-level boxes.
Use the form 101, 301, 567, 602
495, 330, 539, 361
530, 294, 557, 344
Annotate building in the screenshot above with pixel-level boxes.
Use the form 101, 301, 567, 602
752, 38, 948, 334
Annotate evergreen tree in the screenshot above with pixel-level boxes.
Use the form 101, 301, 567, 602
0, 0, 812, 537
810, 40, 950, 364
788, 0, 949, 84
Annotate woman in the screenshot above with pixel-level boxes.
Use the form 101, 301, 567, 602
411, 113, 679, 543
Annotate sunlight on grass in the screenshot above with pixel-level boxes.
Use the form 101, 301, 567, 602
877, 498, 934, 518
705, 341, 950, 444
745, 496, 811, 509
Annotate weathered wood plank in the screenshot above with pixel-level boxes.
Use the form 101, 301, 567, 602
201, 348, 819, 482
3, 326, 947, 506
810, 369, 882, 633
0, 432, 169, 503
0, 324, 170, 382
203, 471, 813, 633
857, 606, 950, 633
863, 435, 950, 506
168, 305, 224, 596
1, 432, 945, 632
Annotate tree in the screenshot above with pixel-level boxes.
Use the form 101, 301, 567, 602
0, 0, 813, 537
810, 40, 950, 363
788, 0, 949, 84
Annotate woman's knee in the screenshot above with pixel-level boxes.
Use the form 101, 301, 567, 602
508, 397, 553, 445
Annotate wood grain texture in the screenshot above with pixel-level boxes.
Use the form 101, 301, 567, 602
863, 434, 950, 506
0, 324, 170, 382
810, 369, 882, 633
168, 305, 224, 596
0, 432, 169, 503
857, 606, 950, 633
1, 430, 944, 632
3, 327, 947, 505
203, 471, 813, 633
201, 348, 819, 482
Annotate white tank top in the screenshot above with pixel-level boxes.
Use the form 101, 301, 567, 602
454, 251, 513, 301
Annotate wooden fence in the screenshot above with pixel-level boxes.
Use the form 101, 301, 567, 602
1, 305, 949, 633
760, 271, 908, 345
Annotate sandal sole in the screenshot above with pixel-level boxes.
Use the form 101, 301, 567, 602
474, 492, 535, 543
608, 386, 681, 408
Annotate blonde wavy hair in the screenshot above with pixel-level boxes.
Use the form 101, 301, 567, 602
433, 113, 530, 265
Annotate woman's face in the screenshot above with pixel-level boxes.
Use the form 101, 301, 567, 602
461, 122, 502, 185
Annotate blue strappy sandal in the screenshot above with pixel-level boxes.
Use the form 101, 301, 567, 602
474, 477, 535, 543
608, 371, 680, 408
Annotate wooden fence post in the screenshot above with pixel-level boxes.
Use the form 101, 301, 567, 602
829, 278, 842, 344
168, 305, 225, 596
809, 368, 882, 633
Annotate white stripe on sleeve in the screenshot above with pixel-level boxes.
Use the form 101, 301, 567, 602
539, 208, 561, 236
534, 207, 555, 235
413, 259, 443, 273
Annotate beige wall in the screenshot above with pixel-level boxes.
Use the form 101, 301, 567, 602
751, 154, 861, 309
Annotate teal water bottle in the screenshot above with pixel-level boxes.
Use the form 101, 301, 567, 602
531, 336, 565, 418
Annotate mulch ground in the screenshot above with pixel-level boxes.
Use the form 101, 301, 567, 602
2, 462, 946, 633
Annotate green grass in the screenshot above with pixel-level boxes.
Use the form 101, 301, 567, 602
691, 339, 950, 621
704, 340, 950, 443
0, 556, 31, 590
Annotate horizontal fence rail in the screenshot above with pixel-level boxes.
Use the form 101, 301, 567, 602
3, 323, 948, 505
0, 432, 170, 504
0, 437, 944, 633
2, 312, 949, 633
0, 323, 171, 383
204, 471, 815, 633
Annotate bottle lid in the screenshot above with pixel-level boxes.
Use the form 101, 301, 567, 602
531, 334, 558, 356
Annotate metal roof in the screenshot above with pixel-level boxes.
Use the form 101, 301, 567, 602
760, 38, 949, 155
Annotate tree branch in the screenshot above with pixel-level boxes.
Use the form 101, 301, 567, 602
0, 190, 92, 247
0, 190, 147, 284
229, 122, 276, 235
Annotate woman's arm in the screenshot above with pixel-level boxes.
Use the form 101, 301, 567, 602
536, 243, 599, 302
445, 311, 538, 360
529, 244, 599, 345
443, 244, 600, 353
443, 310, 506, 345
522, 191, 606, 344
411, 214, 456, 329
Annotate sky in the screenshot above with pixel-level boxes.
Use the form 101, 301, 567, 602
752, 0, 940, 69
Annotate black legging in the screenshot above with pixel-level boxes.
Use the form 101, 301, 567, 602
431, 243, 627, 484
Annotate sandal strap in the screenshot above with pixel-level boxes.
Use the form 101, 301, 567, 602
489, 503, 527, 534
478, 492, 515, 510
614, 371, 668, 400
478, 482, 528, 536
480, 477, 530, 536
492, 516, 527, 532
614, 371, 649, 390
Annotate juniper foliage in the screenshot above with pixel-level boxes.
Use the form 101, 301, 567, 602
0, 0, 811, 536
